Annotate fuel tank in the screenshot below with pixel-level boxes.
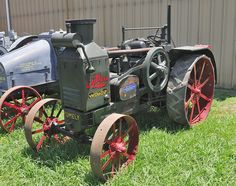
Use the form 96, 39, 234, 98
0, 39, 57, 93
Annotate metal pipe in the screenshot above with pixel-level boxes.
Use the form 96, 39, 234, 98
167, 5, 171, 44
123, 26, 162, 31
5, 0, 12, 32
105, 47, 119, 51
108, 47, 151, 56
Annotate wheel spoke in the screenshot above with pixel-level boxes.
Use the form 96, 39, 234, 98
29, 98, 41, 108
34, 116, 44, 124
187, 84, 195, 91
57, 120, 65, 125
50, 103, 56, 117
122, 152, 129, 157
150, 72, 158, 81
3, 101, 20, 110
100, 150, 110, 159
112, 123, 116, 138
102, 156, 113, 171
198, 61, 206, 83
185, 93, 195, 108
121, 125, 133, 139
198, 76, 211, 89
32, 128, 44, 135
21, 89, 25, 106
42, 109, 48, 118
56, 108, 62, 118
111, 159, 115, 177
3, 113, 21, 128
54, 134, 63, 143
119, 119, 122, 137
8, 121, 16, 132
158, 54, 162, 64
36, 135, 46, 152
151, 62, 159, 70
22, 115, 26, 123
199, 93, 211, 102
10, 95, 20, 106
196, 100, 201, 120
190, 102, 195, 123
117, 153, 121, 171
193, 64, 197, 85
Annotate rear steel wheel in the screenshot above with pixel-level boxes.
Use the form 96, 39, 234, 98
167, 55, 215, 126
143, 48, 170, 92
90, 113, 139, 181
24, 98, 64, 151
0, 86, 41, 133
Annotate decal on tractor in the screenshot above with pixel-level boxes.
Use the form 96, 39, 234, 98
65, 112, 80, 121
89, 89, 109, 99
86, 73, 108, 89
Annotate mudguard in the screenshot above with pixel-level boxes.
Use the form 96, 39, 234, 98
169, 45, 217, 83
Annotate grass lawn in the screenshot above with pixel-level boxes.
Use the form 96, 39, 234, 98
0, 88, 235, 186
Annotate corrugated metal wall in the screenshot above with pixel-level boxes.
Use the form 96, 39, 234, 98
0, 0, 236, 89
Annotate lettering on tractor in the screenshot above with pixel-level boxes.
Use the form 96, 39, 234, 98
16, 60, 42, 72
89, 89, 109, 99
65, 112, 80, 121
0, 76, 5, 83
86, 73, 109, 89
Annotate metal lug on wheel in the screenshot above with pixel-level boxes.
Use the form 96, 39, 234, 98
167, 55, 215, 126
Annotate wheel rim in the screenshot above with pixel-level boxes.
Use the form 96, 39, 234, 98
24, 98, 64, 152
143, 48, 170, 92
0, 86, 41, 133
90, 113, 139, 180
185, 57, 215, 125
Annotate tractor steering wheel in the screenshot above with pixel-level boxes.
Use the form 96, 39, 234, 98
147, 35, 161, 46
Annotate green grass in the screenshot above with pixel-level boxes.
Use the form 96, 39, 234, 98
0, 89, 236, 186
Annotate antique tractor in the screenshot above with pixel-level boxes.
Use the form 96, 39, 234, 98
23, 6, 216, 180
0, 31, 59, 133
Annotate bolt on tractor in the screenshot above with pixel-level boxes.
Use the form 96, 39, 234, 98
1, 6, 216, 181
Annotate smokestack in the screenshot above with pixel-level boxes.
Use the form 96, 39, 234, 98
5, 0, 12, 32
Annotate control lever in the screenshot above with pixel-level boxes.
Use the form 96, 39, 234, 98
75, 43, 95, 73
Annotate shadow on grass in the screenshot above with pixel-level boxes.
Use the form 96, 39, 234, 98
134, 107, 189, 134
22, 139, 90, 166
22, 139, 104, 185
214, 88, 236, 101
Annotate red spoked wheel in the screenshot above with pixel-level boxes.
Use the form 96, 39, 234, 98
90, 113, 139, 181
185, 56, 215, 124
167, 55, 215, 126
0, 86, 41, 133
24, 98, 64, 152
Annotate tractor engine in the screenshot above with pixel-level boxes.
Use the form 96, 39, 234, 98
52, 19, 110, 113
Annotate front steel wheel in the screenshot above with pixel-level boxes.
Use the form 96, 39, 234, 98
24, 98, 64, 152
90, 113, 139, 181
167, 55, 215, 126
